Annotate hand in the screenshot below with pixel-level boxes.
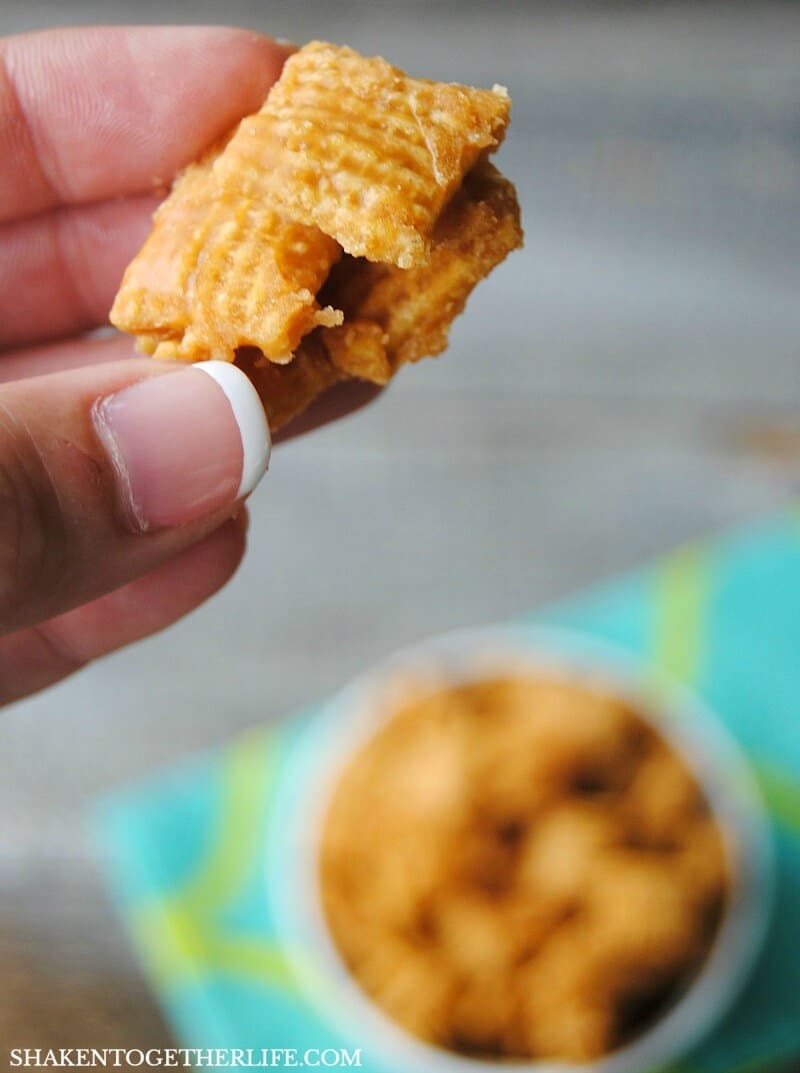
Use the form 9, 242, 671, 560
0, 26, 375, 706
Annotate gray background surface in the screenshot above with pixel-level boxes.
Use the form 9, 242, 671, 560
1, 0, 799, 1056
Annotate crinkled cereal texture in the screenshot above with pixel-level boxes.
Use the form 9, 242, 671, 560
217, 41, 511, 268
320, 162, 521, 375
110, 150, 342, 364
234, 163, 521, 429
109, 42, 522, 430
320, 675, 731, 1062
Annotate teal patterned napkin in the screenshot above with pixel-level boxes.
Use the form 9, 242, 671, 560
96, 513, 800, 1072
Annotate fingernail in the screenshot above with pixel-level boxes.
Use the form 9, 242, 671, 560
93, 361, 270, 532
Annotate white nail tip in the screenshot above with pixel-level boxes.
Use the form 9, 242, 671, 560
194, 361, 271, 497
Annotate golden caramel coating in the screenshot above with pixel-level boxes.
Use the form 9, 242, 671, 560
110, 42, 521, 429
319, 162, 522, 378
433, 890, 521, 976
238, 164, 520, 427
217, 42, 510, 268
320, 673, 731, 1062
625, 741, 705, 846
519, 995, 615, 1062
586, 851, 705, 977
678, 816, 731, 912
517, 801, 621, 905
513, 925, 618, 1060
448, 971, 517, 1053
319, 322, 394, 385
110, 153, 342, 363
449, 822, 518, 894
465, 679, 642, 827
356, 937, 457, 1044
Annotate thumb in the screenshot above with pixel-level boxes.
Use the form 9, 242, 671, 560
0, 357, 270, 634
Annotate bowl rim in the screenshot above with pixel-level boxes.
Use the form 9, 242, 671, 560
266, 622, 775, 1073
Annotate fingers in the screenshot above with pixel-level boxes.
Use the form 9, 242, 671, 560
1, 335, 383, 441
0, 334, 134, 384
0, 194, 159, 349
0, 357, 269, 635
0, 511, 247, 706
0, 25, 290, 223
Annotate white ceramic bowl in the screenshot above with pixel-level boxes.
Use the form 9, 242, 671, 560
267, 624, 774, 1073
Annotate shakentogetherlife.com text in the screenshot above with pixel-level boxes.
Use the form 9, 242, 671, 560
9, 1050, 363, 1069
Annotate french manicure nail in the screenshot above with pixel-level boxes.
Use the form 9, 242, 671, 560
93, 361, 270, 532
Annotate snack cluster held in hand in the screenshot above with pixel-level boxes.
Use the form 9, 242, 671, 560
320, 675, 730, 1061
110, 42, 523, 430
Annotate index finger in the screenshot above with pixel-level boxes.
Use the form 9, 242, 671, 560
0, 25, 290, 223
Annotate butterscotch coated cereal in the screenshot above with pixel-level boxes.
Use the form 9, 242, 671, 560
216, 42, 511, 268
110, 42, 522, 430
110, 150, 342, 365
320, 675, 730, 1061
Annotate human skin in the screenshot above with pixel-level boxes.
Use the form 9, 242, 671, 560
0, 25, 378, 705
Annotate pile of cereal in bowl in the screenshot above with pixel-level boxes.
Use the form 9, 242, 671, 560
320, 675, 730, 1061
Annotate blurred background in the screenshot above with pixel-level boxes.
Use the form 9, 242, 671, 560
1, 0, 800, 1051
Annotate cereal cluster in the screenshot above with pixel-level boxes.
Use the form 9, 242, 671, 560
320, 675, 730, 1061
110, 43, 522, 431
